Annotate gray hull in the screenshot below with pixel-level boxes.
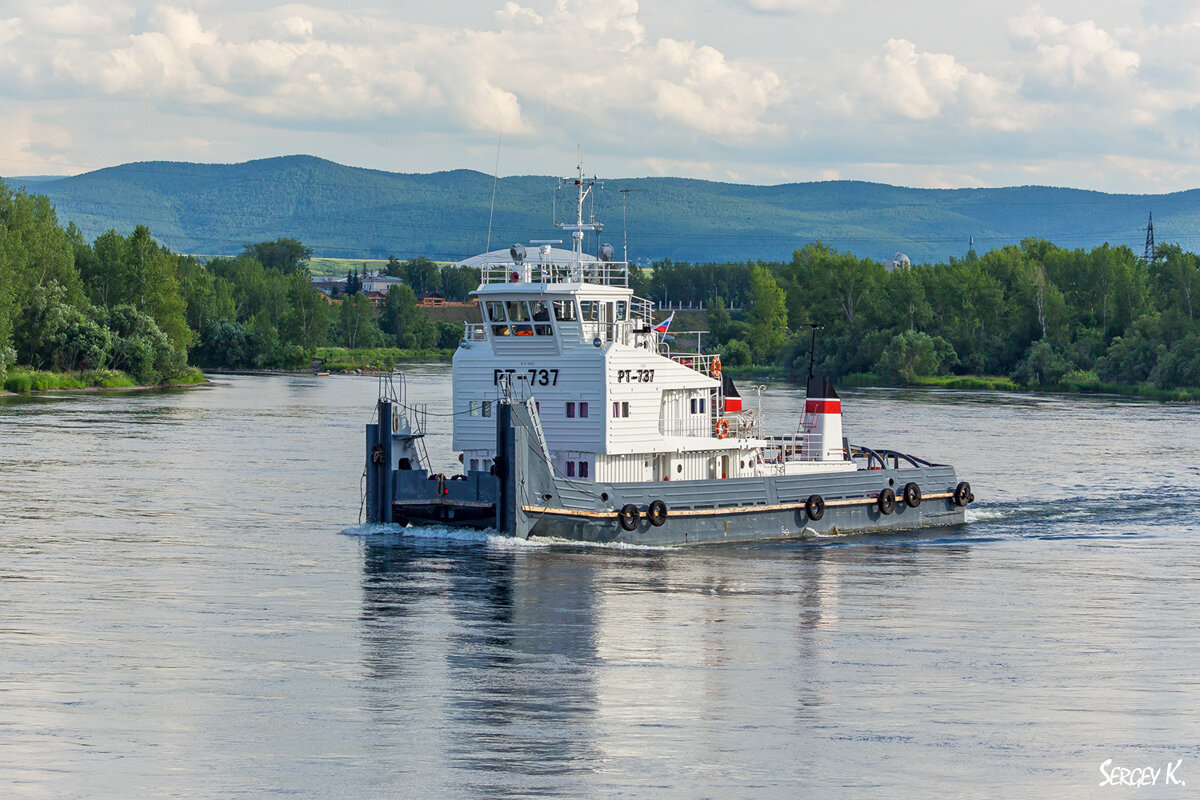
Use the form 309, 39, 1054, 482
367, 398, 967, 546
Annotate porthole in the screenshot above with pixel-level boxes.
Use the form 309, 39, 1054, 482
676, 463, 683, 474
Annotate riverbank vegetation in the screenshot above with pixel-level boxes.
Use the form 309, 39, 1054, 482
0, 181, 466, 390
6, 177, 1200, 398
642, 239, 1200, 397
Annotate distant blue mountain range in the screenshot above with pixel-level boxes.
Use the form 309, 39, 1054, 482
5, 155, 1196, 264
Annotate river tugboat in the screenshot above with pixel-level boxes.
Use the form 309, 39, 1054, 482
364, 168, 973, 544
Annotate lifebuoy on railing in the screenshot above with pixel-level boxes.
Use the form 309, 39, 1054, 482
715, 418, 729, 439
711, 356, 722, 379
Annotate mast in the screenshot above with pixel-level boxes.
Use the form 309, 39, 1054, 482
557, 162, 602, 262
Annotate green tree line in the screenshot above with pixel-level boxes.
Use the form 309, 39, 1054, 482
660, 240, 1200, 393
1, 182, 472, 386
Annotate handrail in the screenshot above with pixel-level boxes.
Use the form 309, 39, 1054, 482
847, 444, 939, 470
666, 351, 721, 380
479, 259, 630, 286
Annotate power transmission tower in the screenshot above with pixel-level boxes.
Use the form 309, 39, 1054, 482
1143, 212, 1157, 265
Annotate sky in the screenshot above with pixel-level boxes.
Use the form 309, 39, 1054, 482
2, 0, 1200, 191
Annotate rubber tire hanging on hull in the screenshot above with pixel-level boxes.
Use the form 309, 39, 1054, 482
878, 487, 896, 515
805, 494, 825, 521
903, 482, 922, 508
953, 481, 973, 507
618, 504, 640, 531
647, 500, 668, 526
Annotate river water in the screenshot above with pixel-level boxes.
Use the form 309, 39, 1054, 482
1, 369, 1198, 799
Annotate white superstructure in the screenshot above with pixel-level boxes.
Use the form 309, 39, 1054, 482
452, 167, 856, 483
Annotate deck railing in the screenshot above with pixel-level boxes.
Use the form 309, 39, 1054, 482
666, 351, 721, 380
479, 259, 631, 287
761, 433, 821, 462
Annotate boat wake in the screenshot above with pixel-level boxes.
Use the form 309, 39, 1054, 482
340, 521, 673, 551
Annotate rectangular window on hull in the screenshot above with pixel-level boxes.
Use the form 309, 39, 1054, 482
579, 460, 589, 479
567, 461, 576, 477
579, 402, 589, 418
567, 402, 575, 418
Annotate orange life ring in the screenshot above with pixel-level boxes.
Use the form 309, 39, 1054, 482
715, 418, 729, 439
711, 356, 722, 379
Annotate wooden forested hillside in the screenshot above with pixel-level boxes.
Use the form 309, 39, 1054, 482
11, 155, 1200, 264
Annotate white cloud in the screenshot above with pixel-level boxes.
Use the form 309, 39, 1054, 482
649, 39, 784, 137
732, 0, 835, 13
10, 0, 1200, 193
0, 110, 73, 174
494, 2, 544, 27
24, 1, 127, 37
0, 0, 783, 143
853, 39, 1030, 130
275, 15, 314, 41
1010, 5, 1140, 91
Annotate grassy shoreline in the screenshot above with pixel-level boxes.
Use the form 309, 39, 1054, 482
7, 356, 1194, 404
1, 367, 207, 395
836, 372, 1200, 401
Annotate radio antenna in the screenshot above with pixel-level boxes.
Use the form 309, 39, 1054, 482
799, 323, 824, 380
619, 188, 643, 263
485, 132, 502, 253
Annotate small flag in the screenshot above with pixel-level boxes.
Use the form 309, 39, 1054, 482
653, 313, 674, 334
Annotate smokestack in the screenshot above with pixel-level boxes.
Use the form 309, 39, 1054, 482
805, 375, 844, 461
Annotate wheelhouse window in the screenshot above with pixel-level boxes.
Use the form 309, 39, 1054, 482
579, 460, 589, 479
553, 300, 576, 321
567, 461, 576, 477
486, 300, 510, 336
488, 298, 554, 336
470, 400, 491, 417
531, 301, 553, 336
505, 300, 534, 335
